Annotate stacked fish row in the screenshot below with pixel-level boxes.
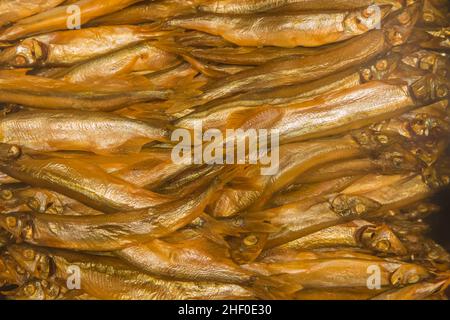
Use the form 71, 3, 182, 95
0, 0, 449, 300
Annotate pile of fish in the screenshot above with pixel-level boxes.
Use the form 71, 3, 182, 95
0, 0, 450, 300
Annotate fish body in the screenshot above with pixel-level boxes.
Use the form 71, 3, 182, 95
168, 8, 386, 48
0, 25, 173, 67
117, 230, 258, 284
7, 245, 255, 300
0, 0, 65, 27
0, 168, 233, 250
58, 41, 180, 83
184, 30, 388, 107
0, 110, 169, 153
198, 0, 403, 14
0, 155, 174, 212
0, 0, 143, 41
0, 71, 170, 111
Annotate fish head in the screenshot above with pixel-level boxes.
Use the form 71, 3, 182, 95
0, 187, 41, 214
0, 213, 34, 243
7, 244, 55, 280
422, 160, 450, 189
0, 143, 21, 162
344, 5, 391, 36
360, 224, 408, 255
0, 39, 47, 67
384, 3, 420, 46
390, 264, 430, 286
0, 252, 29, 288
21, 189, 65, 215
411, 74, 450, 104
9, 279, 61, 300
360, 54, 402, 82
229, 233, 268, 265
375, 149, 419, 173
401, 50, 449, 77
330, 194, 382, 218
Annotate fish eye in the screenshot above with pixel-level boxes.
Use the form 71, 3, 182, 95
14, 55, 27, 66
23, 249, 35, 261
0, 190, 13, 200
23, 283, 36, 296
375, 240, 391, 252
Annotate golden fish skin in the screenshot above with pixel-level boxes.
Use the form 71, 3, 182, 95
270, 176, 361, 206
88, 0, 201, 26
0, 25, 174, 67
7, 245, 256, 300
168, 8, 388, 48
57, 41, 180, 83
243, 258, 430, 289
0, 0, 65, 27
291, 149, 419, 185
180, 81, 416, 148
0, 169, 232, 251
345, 174, 440, 215
186, 42, 355, 66
178, 30, 389, 108
175, 5, 419, 109
175, 31, 233, 48
145, 63, 199, 89
239, 175, 420, 250
263, 220, 407, 256
210, 134, 366, 217
112, 159, 189, 189
0, 153, 174, 213
371, 280, 450, 300
0, 71, 171, 111
0, 110, 169, 154
0, 0, 143, 41
198, 0, 403, 14
244, 81, 416, 144
176, 67, 363, 129
117, 230, 259, 284
253, 135, 366, 209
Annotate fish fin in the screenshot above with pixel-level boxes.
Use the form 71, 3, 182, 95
225, 107, 284, 130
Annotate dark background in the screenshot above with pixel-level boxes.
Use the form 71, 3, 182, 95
427, 185, 450, 251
